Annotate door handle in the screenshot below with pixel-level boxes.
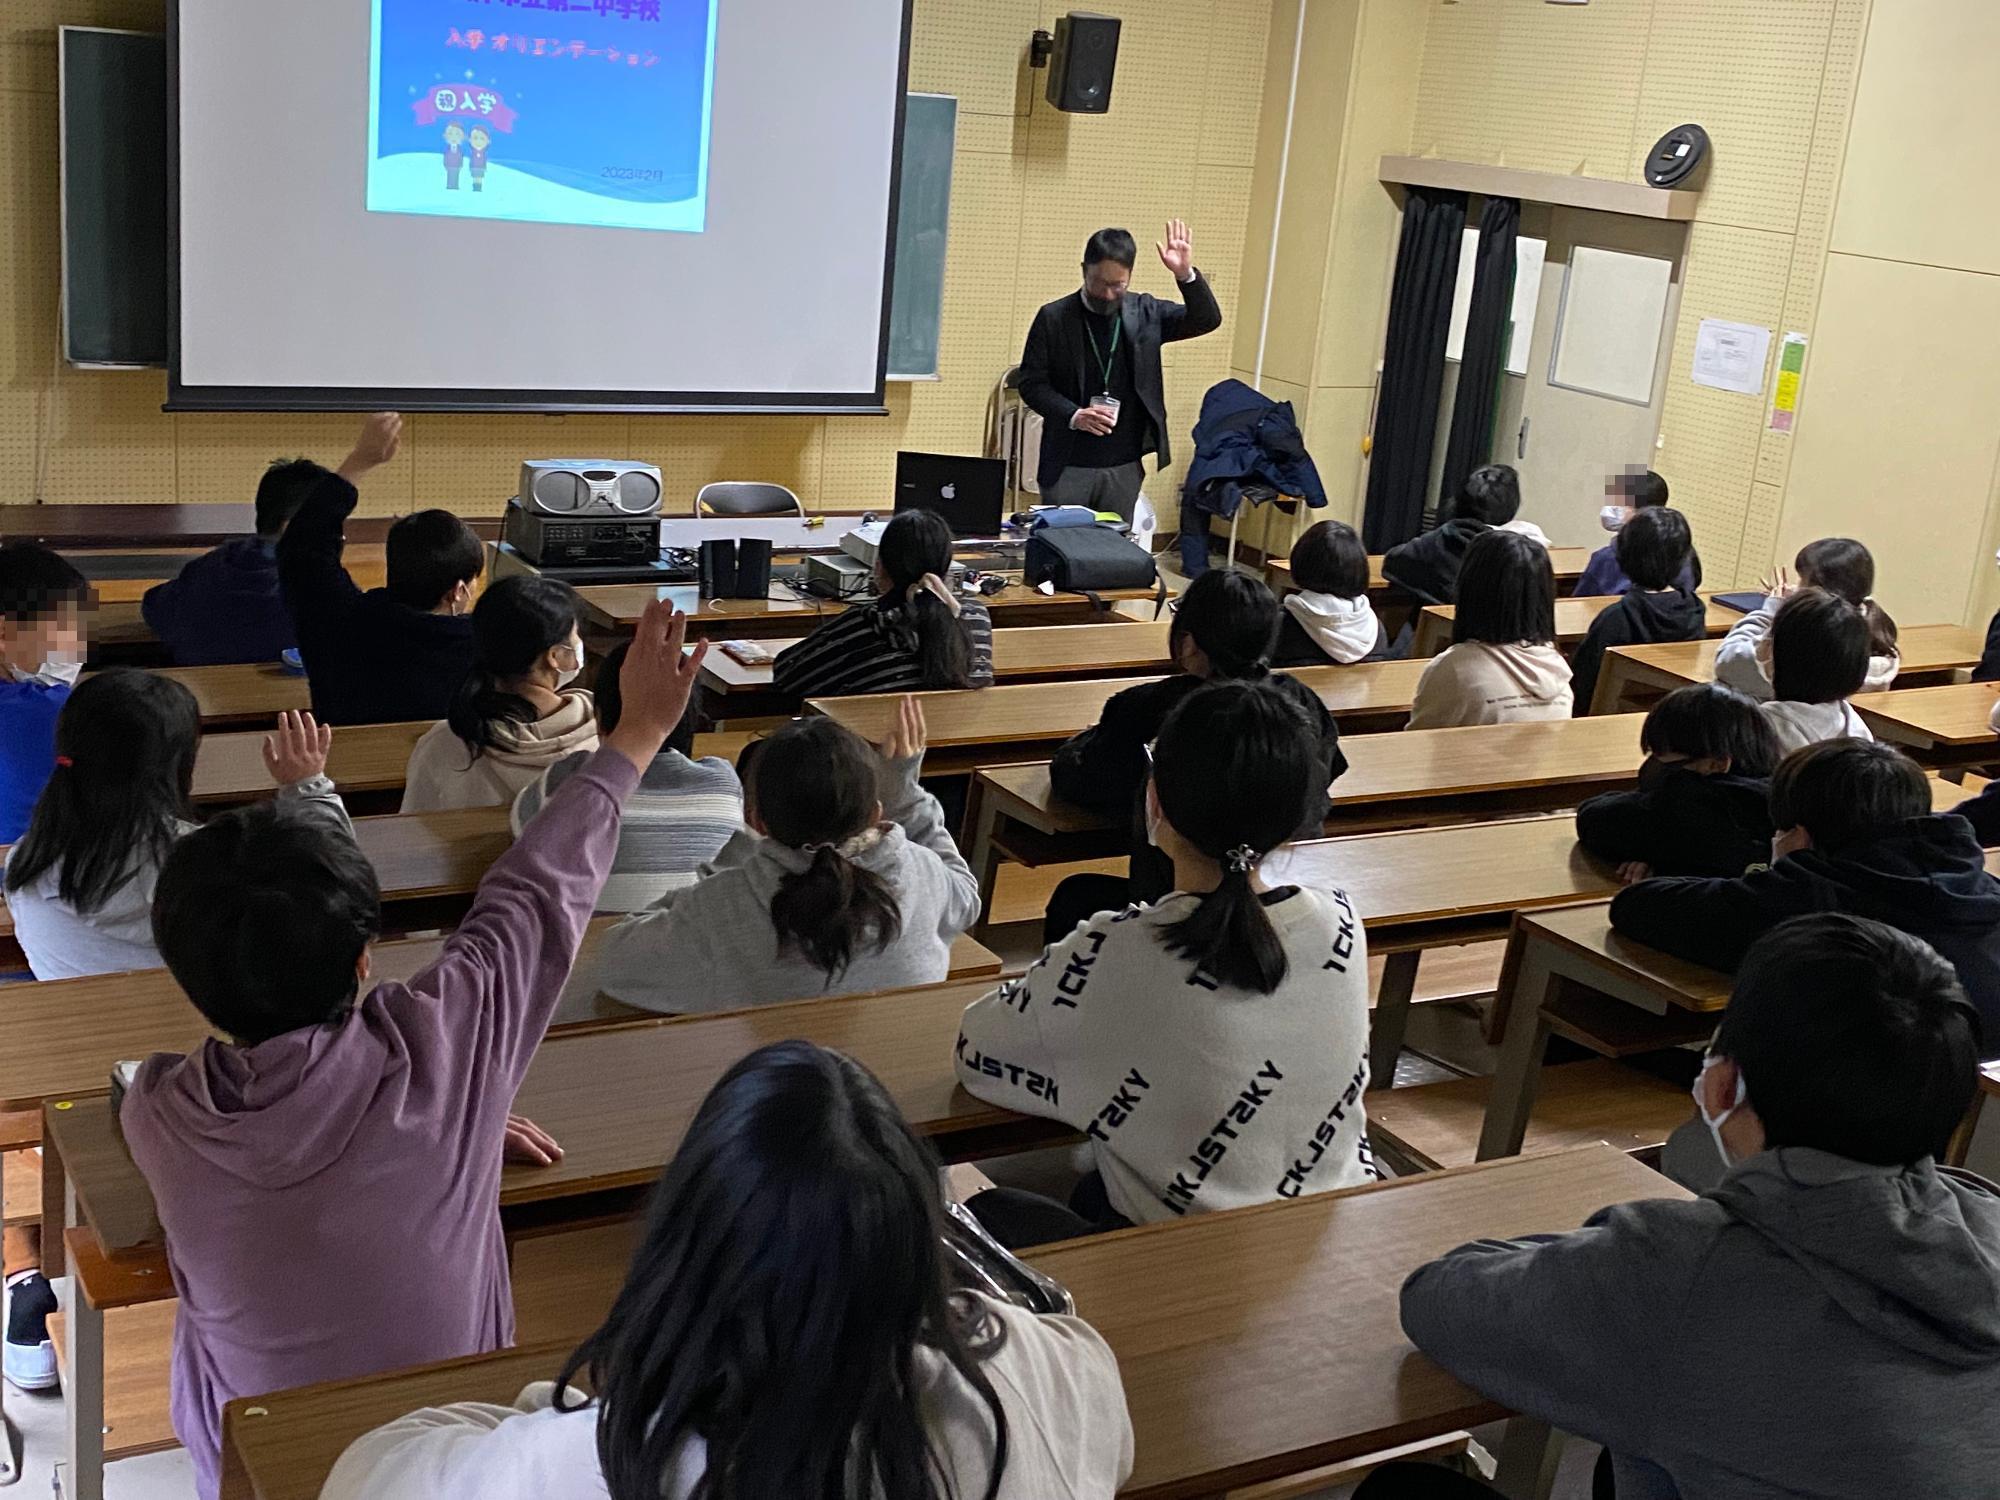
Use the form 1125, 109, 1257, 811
1517, 417, 1531, 460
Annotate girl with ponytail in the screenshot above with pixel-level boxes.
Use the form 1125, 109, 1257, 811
774, 509, 995, 696
592, 697, 983, 1013
401, 575, 599, 811
1047, 566, 1347, 934
958, 679, 1376, 1247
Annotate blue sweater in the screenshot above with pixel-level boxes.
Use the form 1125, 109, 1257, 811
141, 538, 298, 666
1573, 540, 1702, 598
0, 677, 70, 843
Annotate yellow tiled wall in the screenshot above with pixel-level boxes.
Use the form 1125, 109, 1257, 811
1401, 0, 1872, 589
0, 0, 1269, 519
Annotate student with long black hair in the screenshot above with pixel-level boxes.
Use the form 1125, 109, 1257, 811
1045, 568, 1345, 934
958, 680, 1375, 1247
1407, 529, 1573, 727
401, 575, 598, 812
774, 509, 995, 697
590, 699, 982, 1013
4, 675, 346, 981
321, 1041, 1134, 1500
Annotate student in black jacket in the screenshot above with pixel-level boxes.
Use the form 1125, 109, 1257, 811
1575, 683, 1781, 881
278, 413, 487, 726
1611, 738, 2000, 1052
1568, 506, 1707, 714
1043, 568, 1345, 938
1380, 464, 1522, 609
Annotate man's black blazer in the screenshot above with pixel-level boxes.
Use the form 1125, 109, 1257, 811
1017, 272, 1222, 489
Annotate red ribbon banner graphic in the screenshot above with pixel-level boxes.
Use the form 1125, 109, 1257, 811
413, 86, 518, 132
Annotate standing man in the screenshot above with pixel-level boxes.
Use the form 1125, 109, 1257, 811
1018, 220, 1222, 524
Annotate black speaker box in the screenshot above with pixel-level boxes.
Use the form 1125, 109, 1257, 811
1046, 13, 1120, 114
699, 538, 773, 600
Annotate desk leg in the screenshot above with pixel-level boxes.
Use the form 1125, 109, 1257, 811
0, 1152, 16, 1487
1491, 1416, 1562, 1500
61, 1184, 104, 1500
964, 796, 1005, 941
1476, 942, 1559, 1162
1368, 950, 1422, 1089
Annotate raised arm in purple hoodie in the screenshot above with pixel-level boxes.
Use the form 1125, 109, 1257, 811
118, 601, 703, 1500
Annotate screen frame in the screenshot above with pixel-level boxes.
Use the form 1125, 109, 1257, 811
163, 0, 912, 415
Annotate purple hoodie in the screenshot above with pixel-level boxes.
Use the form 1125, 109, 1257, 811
119, 748, 640, 1499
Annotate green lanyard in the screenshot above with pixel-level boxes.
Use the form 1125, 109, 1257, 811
1087, 313, 1121, 394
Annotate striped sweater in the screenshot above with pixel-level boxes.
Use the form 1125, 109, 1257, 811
771, 598, 995, 698
510, 749, 743, 914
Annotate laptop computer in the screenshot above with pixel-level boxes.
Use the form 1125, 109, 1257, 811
894, 451, 1007, 539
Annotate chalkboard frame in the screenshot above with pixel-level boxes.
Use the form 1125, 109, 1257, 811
885, 92, 957, 383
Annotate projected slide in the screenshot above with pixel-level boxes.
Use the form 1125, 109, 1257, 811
367, 0, 717, 233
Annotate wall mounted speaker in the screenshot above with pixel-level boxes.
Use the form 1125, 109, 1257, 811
1045, 13, 1120, 114
1644, 124, 1711, 189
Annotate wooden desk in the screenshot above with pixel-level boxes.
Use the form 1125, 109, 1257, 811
1412, 593, 1737, 659
580, 582, 1162, 639
1, 508, 489, 550
811, 660, 1433, 778
219, 1145, 1681, 1500
1269, 546, 1593, 600
191, 722, 435, 805
1850, 682, 2000, 767
961, 716, 1645, 940
77, 547, 390, 607
105, 665, 311, 728
698, 619, 1178, 697
1591, 623, 1987, 715
1476, 902, 1730, 1163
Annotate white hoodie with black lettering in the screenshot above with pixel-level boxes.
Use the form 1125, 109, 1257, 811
955, 886, 1376, 1224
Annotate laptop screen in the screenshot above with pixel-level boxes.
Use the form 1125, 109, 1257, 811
893, 451, 1007, 539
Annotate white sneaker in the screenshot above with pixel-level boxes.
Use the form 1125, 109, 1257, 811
2, 1336, 55, 1392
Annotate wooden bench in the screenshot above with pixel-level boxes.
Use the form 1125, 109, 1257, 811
697, 619, 1179, 699
1268, 545, 1593, 602
1850, 681, 2000, 768
1589, 623, 1986, 715
217, 1145, 1682, 1500
1412, 593, 1739, 659
808, 659, 1441, 780
961, 715, 1648, 928
580, 580, 1166, 640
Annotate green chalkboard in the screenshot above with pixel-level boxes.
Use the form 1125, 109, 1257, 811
886, 93, 957, 381
60, 27, 168, 367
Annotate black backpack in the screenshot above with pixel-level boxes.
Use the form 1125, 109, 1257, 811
1024, 522, 1160, 599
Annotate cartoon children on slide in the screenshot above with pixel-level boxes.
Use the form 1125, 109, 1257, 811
442, 122, 465, 189
468, 125, 491, 192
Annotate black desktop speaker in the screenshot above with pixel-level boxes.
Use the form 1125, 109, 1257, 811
1045, 13, 1120, 114
733, 537, 772, 600
698, 538, 772, 600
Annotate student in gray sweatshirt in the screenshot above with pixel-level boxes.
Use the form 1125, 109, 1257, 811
1381, 913, 2000, 1500
589, 698, 981, 1014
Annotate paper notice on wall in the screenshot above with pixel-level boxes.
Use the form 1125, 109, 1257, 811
1768, 332, 1807, 432
1690, 318, 1772, 396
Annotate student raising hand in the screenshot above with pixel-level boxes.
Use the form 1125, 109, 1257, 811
262, 710, 333, 787
603, 601, 707, 772
877, 694, 928, 764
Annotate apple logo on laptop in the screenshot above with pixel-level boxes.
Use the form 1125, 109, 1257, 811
941, 484, 957, 500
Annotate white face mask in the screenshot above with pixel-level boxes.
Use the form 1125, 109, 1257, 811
1599, 505, 1628, 534
29, 651, 83, 687
1693, 1053, 1748, 1169
554, 637, 584, 690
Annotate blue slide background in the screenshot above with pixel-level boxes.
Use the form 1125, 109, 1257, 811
369, 0, 715, 233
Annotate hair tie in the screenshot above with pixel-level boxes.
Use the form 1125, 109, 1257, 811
53, 755, 72, 769
1224, 844, 1257, 876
